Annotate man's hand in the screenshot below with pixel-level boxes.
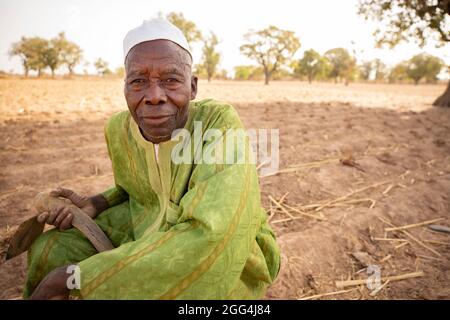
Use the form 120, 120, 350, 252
29, 265, 73, 300
36, 187, 107, 230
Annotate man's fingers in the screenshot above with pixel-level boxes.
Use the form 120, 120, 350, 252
50, 187, 73, 198
54, 207, 71, 228
47, 207, 64, 225
59, 213, 73, 230
37, 212, 49, 223
50, 187, 65, 197
50, 187, 85, 207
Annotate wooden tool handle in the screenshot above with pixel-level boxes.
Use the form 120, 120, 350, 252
33, 192, 114, 252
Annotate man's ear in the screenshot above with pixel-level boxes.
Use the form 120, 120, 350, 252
190, 75, 198, 100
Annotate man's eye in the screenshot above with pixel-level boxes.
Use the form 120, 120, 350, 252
131, 79, 145, 84
165, 78, 179, 83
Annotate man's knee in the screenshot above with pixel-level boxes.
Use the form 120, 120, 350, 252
27, 227, 96, 280
24, 227, 96, 298
28, 228, 60, 266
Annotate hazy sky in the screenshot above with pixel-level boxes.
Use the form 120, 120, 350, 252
1, 0, 449, 76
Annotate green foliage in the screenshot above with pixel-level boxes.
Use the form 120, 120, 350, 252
28, 38, 48, 76
43, 44, 60, 77
115, 66, 125, 78
196, 65, 228, 80
9, 36, 48, 76
54, 32, 83, 75
373, 59, 388, 81
215, 69, 229, 80
233, 65, 264, 80
358, 0, 449, 47
406, 53, 444, 84
9, 33, 83, 77
271, 68, 292, 80
94, 58, 112, 76
388, 61, 409, 83
294, 49, 330, 83
193, 63, 206, 78
166, 12, 202, 47
199, 32, 221, 82
359, 60, 373, 80
240, 25, 300, 84
359, 59, 388, 81
324, 48, 356, 84
9, 38, 30, 75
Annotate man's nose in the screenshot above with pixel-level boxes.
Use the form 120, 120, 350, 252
144, 81, 167, 105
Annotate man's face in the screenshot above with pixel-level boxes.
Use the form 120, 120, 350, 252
124, 40, 198, 143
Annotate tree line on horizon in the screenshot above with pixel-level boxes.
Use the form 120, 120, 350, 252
7, 14, 446, 86
235, 50, 445, 86
8, 33, 122, 78
6, 5, 450, 107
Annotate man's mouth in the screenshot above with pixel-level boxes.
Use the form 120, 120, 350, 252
140, 114, 174, 126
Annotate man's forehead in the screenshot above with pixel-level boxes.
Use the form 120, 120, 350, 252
126, 40, 191, 68
127, 61, 186, 75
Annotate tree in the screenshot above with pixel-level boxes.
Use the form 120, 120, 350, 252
9, 36, 48, 77
166, 12, 202, 47
94, 58, 111, 76
193, 63, 206, 79
82, 61, 90, 75
234, 65, 264, 81
43, 44, 59, 77
271, 67, 292, 80
294, 49, 329, 83
388, 61, 409, 83
63, 43, 82, 75
198, 32, 221, 82
10, 32, 83, 77
9, 37, 33, 77
215, 69, 229, 80
54, 32, 83, 75
27, 37, 48, 77
373, 59, 388, 81
359, 60, 373, 81
324, 48, 356, 85
358, 0, 450, 106
115, 66, 125, 78
406, 53, 444, 84
240, 25, 300, 85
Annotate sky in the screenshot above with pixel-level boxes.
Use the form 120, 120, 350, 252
1, 0, 449, 77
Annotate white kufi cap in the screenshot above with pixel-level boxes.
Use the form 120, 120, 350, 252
123, 18, 192, 62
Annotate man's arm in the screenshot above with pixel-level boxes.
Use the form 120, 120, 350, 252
98, 185, 129, 211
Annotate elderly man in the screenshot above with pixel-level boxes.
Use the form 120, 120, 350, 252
25, 19, 280, 300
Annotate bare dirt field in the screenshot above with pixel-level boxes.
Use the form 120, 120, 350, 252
0, 78, 449, 299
